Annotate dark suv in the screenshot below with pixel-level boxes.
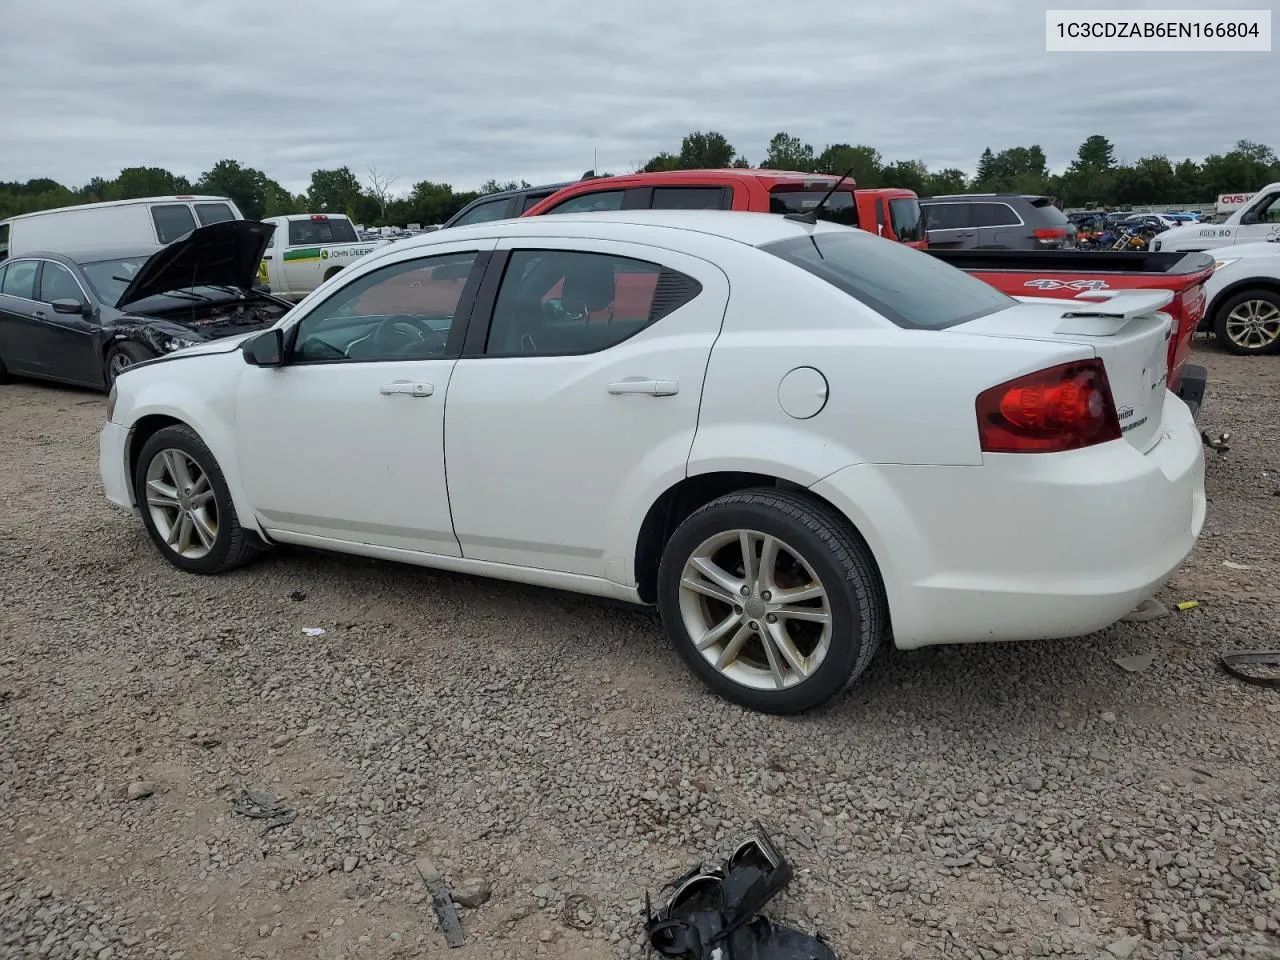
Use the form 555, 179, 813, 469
442, 172, 603, 229
919, 193, 1076, 250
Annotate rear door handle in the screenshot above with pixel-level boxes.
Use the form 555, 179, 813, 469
379, 380, 434, 397
608, 378, 679, 397
34, 310, 47, 320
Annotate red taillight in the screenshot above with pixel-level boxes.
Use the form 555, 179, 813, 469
976, 359, 1122, 454
310, 214, 329, 221
1033, 227, 1068, 244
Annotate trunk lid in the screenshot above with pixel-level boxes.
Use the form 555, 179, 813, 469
116, 219, 276, 309
948, 290, 1173, 453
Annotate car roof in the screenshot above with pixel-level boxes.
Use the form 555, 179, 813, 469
363, 209, 856, 260
921, 193, 1048, 202
550, 168, 845, 189
17, 245, 163, 263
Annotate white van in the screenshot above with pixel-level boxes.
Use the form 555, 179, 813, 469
0, 195, 245, 261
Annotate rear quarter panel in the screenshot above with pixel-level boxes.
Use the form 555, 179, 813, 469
687, 252, 1093, 481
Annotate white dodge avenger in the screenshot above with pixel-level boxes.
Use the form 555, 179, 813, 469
100, 211, 1206, 714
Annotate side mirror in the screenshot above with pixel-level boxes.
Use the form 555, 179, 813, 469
51, 298, 88, 316
243, 328, 285, 367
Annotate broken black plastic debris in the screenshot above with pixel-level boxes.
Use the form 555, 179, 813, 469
645, 822, 836, 959
231, 785, 297, 834
1219, 650, 1280, 689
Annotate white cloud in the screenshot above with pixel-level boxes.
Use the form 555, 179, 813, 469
1, 0, 1275, 193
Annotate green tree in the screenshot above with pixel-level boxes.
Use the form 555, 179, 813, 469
975, 148, 996, 184
880, 160, 928, 194
641, 152, 681, 173
479, 178, 530, 195
306, 167, 365, 216
924, 168, 968, 195
1074, 135, 1117, 171
762, 132, 815, 172
109, 166, 192, 200
731, 156, 751, 168
677, 131, 737, 169
815, 143, 882, 186
196, 159, 277, 220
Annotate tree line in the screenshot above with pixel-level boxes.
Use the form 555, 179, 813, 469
3, 134, 1277, 229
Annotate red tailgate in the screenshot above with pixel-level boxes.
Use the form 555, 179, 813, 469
966, 260, 1215, 390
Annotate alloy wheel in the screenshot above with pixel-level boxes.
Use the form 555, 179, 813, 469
677, 529, 832, 691
144, 449, 219, 560
1225, 299, 1280, 351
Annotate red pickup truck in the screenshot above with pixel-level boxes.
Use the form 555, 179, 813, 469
520, 169, 928, 248
930, 249, 1216, 419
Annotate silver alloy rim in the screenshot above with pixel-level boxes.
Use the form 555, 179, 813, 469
1225, 299, 1280, 350
678, 529, 832, 691
109, 353, 133, 378
144, 449, 218, 560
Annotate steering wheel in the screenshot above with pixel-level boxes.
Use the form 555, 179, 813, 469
369, 315, 448, 357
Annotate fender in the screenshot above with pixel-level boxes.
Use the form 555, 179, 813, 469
116, 362, 264, 537
1204, 275, 1280, 327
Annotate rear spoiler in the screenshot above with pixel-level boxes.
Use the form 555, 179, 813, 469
1054, 289, 1176, 336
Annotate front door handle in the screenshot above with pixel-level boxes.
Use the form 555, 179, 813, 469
608, 377, 679, 397
379, 380, 434, 397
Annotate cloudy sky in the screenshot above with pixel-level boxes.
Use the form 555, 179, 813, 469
1, 0, 1275, 195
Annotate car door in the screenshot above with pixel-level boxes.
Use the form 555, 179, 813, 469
234, 240, 497, 556
971, 202, 1027, 249
30, 259, 103, 385
920, 203, 975, 249
444, 238, 729, 582
1233, 190, 1280, 245
0, 259, 43, 375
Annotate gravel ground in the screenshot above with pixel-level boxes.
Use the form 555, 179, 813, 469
1, 342, 1278, 960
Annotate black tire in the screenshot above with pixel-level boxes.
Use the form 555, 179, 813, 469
1213, 288, 1280, 356
133, 424, 259, 575
323, 265, 343, 282
656, 487, 887, 714
106, 341, 157, 385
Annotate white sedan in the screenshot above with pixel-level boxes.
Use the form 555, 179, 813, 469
100, 211, 1206, 714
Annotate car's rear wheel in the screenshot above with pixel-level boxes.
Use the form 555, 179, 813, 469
323, 265, 343, 282
133, 425, 258, 574
656, 488, 887, 714
106, 341, 156, 385
1215, 289, 1280, 355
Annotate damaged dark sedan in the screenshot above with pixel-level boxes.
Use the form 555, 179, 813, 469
0, 219, 291, 390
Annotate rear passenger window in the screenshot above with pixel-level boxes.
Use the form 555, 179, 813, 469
921, 203, 970, 230
485, 249, 701, 356
971, 203, 1021, 228
195, 202, 236, 225
151, 204, 197, 243
288, 218, 358, 245
520, 192, 555, 214
1, 259, 37, 299
650, 187, 729, 210
547, 191, 624, 214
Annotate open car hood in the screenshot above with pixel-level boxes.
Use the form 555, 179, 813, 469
116, 219, 275, 309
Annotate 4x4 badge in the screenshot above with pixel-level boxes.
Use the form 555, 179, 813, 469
1024, 279, 1111, 291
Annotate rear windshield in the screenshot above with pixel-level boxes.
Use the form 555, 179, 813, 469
768, 188, 859, 228
888, 198, 924, 242
760, 231, 1014, 330
1029, 197, 1071, 226
288, 218, 358, 245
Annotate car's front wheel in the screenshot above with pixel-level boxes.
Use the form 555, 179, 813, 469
1215, 289, 1280, 355
106, 341, 156, 385
133, 425, 259, 574
656, 488, 887, 714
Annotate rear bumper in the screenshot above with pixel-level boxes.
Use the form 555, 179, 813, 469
1173, 363, 1208, 422
810, 391, 1206, 649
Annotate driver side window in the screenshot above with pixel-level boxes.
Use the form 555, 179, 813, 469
1255, 193, 1280, 223
290, 251, 479, 364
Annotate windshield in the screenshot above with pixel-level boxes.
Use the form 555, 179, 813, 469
888, 198, 924, 242
768, 188, 859, 227
760, 231, 1014, 330
80, 257, 240, 307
